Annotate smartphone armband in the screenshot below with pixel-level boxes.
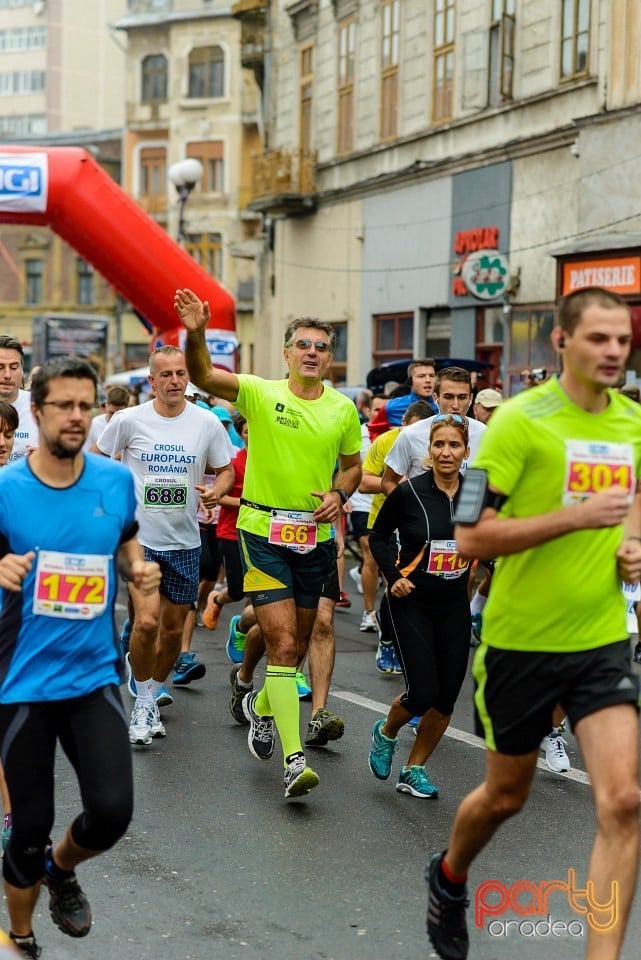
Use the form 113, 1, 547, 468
453, 469, 507, 525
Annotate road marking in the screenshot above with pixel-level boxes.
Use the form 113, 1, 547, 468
331, 689, 591, 786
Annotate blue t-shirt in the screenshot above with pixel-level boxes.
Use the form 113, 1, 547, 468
0, 455, 137, 703
384, 390, 438, 425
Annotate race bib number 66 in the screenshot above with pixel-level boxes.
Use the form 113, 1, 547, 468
33, 550, 110, 620
562, 440, 634, 506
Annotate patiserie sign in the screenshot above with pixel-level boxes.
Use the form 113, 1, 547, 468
561, 257, 641, 296
0, 152, 48, 213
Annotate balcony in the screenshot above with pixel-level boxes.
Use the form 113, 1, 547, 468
232, 0, 267, 84
126, 100, 169, 128
231, 0, 267, 16
248, 149, 317, 216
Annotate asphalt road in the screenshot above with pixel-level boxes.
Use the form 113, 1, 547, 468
11, 577, 641, 960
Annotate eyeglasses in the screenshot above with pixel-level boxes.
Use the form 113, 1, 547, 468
432, 414, 465, 424
286, 338, 332, 353
41, 401, 95, 415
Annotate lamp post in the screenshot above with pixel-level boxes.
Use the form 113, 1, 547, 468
168, 158, 203, 244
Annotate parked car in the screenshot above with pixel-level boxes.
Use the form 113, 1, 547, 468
365, 358, 495, 395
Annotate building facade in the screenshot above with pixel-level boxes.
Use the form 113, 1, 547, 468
240, 0, 641, 390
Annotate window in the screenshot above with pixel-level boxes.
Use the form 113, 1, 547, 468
0, 113, 46, 136
188, 46, 224, 99
186, 233, 223, 280
380, 0, 399, 141
141, 54, 167, 103
508, 307, 557, 394
433, 0, 455, 122
76, 259, 94, 306
0, 70, 45, 95
488, 0, 514, 105
0, 27, 47, 52
139, 146, 166, 197
328, 322, 347, 385
187, 141, 224, 193
373, 312, 413, 366
337, 19, 355, 155
299, 44, 313, 152
25, 258, 43, 305
561, 0, 590, 79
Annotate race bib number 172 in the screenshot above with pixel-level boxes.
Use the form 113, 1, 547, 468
33, 550, 109, 620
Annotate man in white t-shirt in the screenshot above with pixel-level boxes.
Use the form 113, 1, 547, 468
83, 384, 130, 451
381, 367, 486, 495
96, 346, 234, 744
0, 335, 39, 462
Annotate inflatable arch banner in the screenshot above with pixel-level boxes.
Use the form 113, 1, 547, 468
0, 146, 237, 367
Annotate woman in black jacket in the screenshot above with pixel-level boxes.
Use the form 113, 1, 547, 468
367, 414, 472, 798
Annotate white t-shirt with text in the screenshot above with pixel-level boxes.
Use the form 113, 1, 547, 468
385, 415, 487, 479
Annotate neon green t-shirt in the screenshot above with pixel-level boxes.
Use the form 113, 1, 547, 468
234, 376, 362, 541
362, 427, 401, 528
474, 377, 641, 653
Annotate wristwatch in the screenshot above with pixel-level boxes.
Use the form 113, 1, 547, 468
330, 487, 350, 505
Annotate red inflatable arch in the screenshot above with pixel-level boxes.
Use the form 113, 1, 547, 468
0, 146, 235, 340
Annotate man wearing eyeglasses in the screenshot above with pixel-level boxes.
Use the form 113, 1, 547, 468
381, 367, 486, 496
0, 357, 161, 958
0, 335, 39, 463
174, 288, 362, 799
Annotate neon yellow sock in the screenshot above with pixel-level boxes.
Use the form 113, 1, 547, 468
263, 665, 301, 765
254, 685, 272, 716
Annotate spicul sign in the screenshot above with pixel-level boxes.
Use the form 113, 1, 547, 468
452, 227, 508, 300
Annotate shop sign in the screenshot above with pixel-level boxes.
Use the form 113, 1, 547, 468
461, 249, 509, 300
452, 226, 504, 298
562, 257, 641, 296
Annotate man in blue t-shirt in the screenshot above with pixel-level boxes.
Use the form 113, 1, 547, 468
0, 357, 160, 959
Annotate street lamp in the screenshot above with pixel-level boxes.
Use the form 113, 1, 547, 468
168, 158, 203, 244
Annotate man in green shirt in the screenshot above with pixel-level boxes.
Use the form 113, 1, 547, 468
174, 288, 362, 799
427, 286, 641, 960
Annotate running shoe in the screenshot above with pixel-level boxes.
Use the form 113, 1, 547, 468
407, 716, 420, 736
9, 933, 41, 959
470, 612, 482, 647
390, 645, 403, 675
349, 566, 363, 594
226, 615, 246, 664
119, 617, 131, 656
283, 755, 320, 798
396, 765, 439, 798
304, 708, 345, 747
195, 610, 205, 628
43, 868, 92, 938
360, 610, 378, 632
376, 641, 395, 674
229, 665, 251, 724
128, 700, 153, 745
296, 671, 312, 700
156, 686, 173, 708
541, 733, 570, 772
335, 591, 351, 608
425, 853, 470, 960
202, 591, 222, 630
242, 691, 275, 760
149, 701, 166, 738
368, 718, 398, 780
172, 652, 206, 686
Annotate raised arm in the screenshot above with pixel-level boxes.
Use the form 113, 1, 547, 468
173, 288, 240, 403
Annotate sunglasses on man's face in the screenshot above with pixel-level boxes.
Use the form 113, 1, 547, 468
287, 338, 332, 353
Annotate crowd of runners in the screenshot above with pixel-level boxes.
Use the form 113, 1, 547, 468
0, 284, 639, 960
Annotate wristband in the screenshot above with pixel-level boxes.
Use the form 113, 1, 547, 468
330, 488, 349, 505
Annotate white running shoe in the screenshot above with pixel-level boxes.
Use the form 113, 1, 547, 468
360, 610, 378, 632
283, 755, 320, 798
349, 566, 363, 594
541, 733, 570, 772
129, 700, 153, 745
149, 701, 166, 738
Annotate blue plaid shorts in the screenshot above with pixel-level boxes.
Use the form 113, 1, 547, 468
143, 545, 200, 605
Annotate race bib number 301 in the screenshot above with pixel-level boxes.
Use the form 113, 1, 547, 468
143, 474, 188, 511
33, 550, 109, 620
563, 440, 634, 506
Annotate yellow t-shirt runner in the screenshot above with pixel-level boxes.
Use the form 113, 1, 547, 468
474, 376, 641, 653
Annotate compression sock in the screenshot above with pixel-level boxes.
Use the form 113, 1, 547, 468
263, 665, 302, 764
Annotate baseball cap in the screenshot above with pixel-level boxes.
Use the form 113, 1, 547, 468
475, 388, 503, 409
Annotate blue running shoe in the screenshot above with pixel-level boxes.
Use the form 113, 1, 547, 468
156, 685, 173, 708
172, 652, 206, 686
119, 617, 131, 656
296, 671, 312, 701
396, 765, 439, 798
390, 645, 403, 675
376, 641, 395, 674
368, 718, 398, 780
407, 715, 420, 735
226, 615, 246, 664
